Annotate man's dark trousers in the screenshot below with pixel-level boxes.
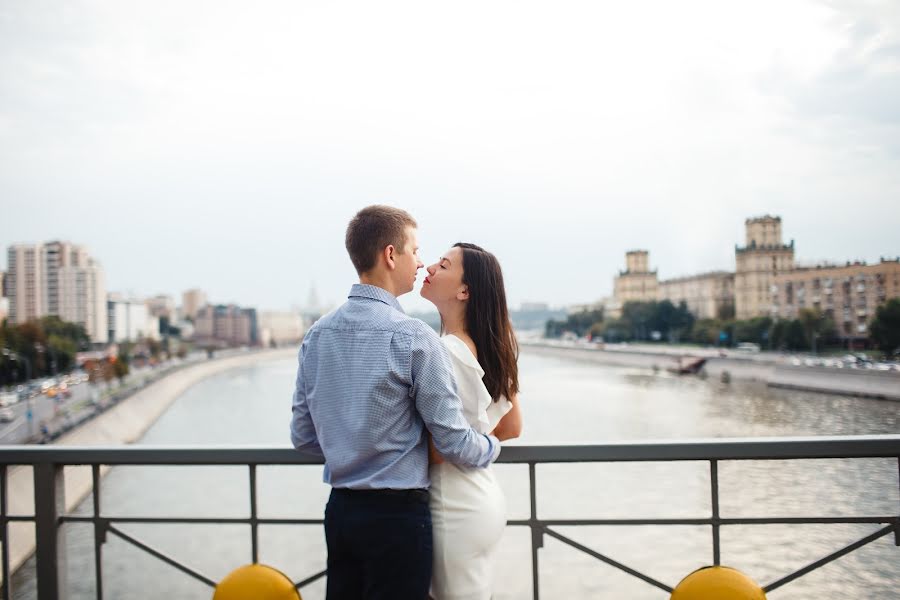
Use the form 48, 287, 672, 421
324, 487, 432, 599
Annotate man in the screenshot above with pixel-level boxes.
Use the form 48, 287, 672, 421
291, 205, 500, 599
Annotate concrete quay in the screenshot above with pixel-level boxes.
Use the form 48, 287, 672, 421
522, 342, 900, 401
1, 347, 297, 581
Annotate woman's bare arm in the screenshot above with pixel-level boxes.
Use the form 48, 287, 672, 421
491, 393, 522, 441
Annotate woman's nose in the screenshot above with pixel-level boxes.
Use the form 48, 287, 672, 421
426, 264, 437, 276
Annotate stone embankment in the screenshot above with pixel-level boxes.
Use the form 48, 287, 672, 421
2, 347, 296, 580
522, 342, 900, 401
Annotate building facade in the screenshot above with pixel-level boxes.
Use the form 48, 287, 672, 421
5, 242, 108, 343
59, 261, 108, 343
611, 251, 659, 317
6, 244, 46, 325
772, 259, 900, 343
107, 295, 160, 343
609, 216, 897, 342
181, 289, 207, 321
194, 304, 259, 347
734, 216, 795, 320
658, 271, 735, 320
258, 311, 305, 347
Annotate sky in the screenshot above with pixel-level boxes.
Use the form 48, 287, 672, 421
1, 0, 898, 314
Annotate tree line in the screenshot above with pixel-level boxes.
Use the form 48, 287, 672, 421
545, 298, 900, 357
0, 316, 90, 384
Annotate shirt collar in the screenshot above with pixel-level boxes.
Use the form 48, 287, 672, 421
348, 283, 405, 313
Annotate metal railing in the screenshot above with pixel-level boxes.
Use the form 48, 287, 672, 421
1, 435, 898, 600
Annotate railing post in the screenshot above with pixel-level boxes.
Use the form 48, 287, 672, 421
895, 457, 899, 547
710, 460, 720, 565
34, 463, 67, 600
529, 462, 543, 600
2, 465, 13, 600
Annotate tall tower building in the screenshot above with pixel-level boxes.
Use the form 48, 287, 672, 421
6, 242, 108, 343
734, 216, 795, 319
59, 260, 109, 343
6, 244, 46, 325
613, 251, 659, 302
182, 289, 208, 320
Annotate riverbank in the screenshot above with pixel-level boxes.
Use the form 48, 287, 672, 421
522, 342, 900, 401
2, 347, 296, 580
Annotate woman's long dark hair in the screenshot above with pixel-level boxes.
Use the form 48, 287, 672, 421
454, 242, 519, 402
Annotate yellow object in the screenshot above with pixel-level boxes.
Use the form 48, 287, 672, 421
213, 564, 302, 600
670, 566, 766, 600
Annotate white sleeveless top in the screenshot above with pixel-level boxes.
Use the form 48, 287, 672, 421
442, 335, 512, 433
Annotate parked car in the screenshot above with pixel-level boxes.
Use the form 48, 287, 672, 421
0, 392, 18, 407
735, 343, 761, 353
0, 408, 15, 423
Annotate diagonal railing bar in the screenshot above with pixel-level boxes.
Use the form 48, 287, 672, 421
542, 526, 674, 593
763, 524, 897, 592
106, 524, 217, 588
293, 568, 328, 590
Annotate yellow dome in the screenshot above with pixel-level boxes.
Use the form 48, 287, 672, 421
670, 566, 766, 600
213, 564, 302, 600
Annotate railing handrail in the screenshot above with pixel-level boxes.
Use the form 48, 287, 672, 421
0, 434, 898, 465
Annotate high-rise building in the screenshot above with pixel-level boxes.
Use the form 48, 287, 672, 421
5, 241, 108, 343
59, 260, 108, 343
43, 241, 90, 317
6, 244, 46, 325
734, 216, 795, 319
0, 271, 7, 323
182, 289, 207, 320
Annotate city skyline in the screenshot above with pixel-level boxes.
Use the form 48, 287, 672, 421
2, 1, 899, 314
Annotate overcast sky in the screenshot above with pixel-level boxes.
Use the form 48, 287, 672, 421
1, 0, 898, 314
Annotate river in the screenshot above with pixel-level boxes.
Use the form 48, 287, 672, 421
11, 349, 900, 599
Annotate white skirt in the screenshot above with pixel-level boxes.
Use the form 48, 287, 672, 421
429, 462, 506, 600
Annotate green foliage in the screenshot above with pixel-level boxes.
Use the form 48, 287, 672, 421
113, 356, 129, 380
1, 317, 95, 384
869, 298, 900, 357
732, 317, 772, 346
609, 301, 695, 342
545, 309, 605, 338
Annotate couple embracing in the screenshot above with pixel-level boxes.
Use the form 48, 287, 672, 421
290, 205, 522, 599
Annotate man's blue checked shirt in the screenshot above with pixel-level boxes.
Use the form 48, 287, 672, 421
290, 283, 500, 489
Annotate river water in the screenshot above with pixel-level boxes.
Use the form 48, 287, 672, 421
12, 349, 900, 599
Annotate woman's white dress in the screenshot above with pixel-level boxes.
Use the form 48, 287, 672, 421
430, 335, 512, 600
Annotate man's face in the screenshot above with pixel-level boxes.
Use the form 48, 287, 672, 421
394, 226, 424, 295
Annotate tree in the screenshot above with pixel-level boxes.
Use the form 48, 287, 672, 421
545, 309, 604, 338
797, 308, 835, 354
869, 299, 900, 358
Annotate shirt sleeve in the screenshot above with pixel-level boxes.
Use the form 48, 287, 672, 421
290, 335, 325, 458
410, 328, 500, 468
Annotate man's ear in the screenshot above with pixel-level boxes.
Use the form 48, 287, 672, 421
383, 244, 396, 271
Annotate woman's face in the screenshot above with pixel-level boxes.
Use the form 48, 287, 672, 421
420, 246, 468, 308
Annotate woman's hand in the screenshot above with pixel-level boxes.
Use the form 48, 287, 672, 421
428, 434, 445, 465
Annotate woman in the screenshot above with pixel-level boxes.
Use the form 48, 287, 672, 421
420, 242, 523, 600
